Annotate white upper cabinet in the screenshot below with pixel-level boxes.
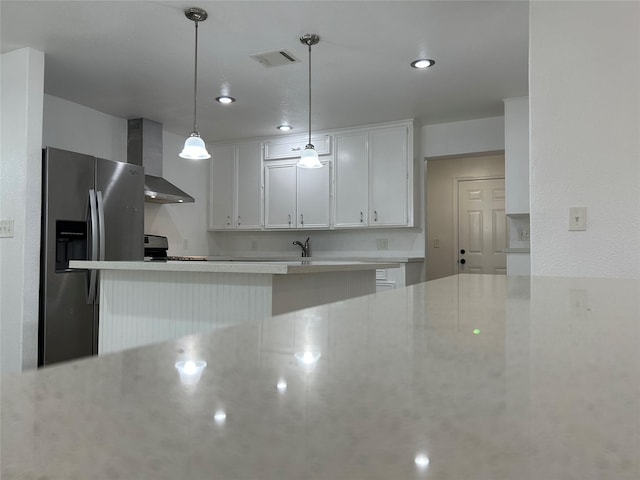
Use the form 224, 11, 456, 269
235, 141, 263, 229
297, 160, 331, 229
264, 163, 297, 229
209, 140, 263, 230
334, 132, 369, 227
334, 122, 413, 228
264, 161, 331, 229
210, 119, 415, 232
263, 134, 331, 160
504, 97, 529, 214
369, 125, 410, 227
209, 144, 236, 230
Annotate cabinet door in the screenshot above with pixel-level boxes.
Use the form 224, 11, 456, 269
369, 126, 409, 227
236, 141, 263, 229
209, 144, 236, 230
264, 134, 331, 160
297, 160, 331, 229
334, 132, 369, 227
265, 164, 297, 229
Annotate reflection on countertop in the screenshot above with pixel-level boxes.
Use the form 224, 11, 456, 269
2, 274, 639, 479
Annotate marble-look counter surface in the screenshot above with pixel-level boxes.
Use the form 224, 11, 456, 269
69, 259, 400, 274
3, 274, 640, 479
207, 255, 425, 263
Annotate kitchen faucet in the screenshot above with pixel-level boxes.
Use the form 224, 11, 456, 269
293, 237, 311, 257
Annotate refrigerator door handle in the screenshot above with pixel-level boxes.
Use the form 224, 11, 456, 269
87, 189, 99, 303
96, 190, 106, 261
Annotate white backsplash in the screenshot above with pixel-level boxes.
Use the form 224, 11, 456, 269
208, 228, 425, 259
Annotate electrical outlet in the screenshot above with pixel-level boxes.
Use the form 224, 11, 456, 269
0, 220, 14, 238
183, 239, 189, 250
376, 238, 388, 250
251, 239, 258, 251
518, 227, 530, 241
433, 238, 440, 248
569, 207, 587, 231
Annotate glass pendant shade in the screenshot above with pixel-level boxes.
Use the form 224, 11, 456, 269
179, 132, 211, 160
298, 144, 322, 168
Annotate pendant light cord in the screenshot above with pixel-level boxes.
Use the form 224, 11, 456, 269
308, 41, 312, 146
193, 20, 199, 134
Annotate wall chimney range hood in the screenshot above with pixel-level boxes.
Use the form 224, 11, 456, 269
127, 118, 195, 204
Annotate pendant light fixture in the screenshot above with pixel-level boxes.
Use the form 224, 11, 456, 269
179, 7, 211, 160
297, 34, 323, 169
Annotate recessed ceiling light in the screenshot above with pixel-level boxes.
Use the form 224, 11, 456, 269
277, 125, 293, 131
216, 95, 236, 104
410, 59, 435, 69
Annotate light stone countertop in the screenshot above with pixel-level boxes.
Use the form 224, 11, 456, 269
2, 274, 639, 479
69, 259, 401, 275
206, 255, 425, 263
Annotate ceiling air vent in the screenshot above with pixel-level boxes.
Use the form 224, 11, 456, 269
250, 49, 300, 67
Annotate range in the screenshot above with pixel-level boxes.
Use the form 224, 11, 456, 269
143, 234, 207, 261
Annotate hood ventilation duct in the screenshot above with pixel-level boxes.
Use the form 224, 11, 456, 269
127, 118, 195, 204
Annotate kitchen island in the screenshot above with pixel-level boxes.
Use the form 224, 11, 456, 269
69, 259, 399, 354
3, 274, 639, 479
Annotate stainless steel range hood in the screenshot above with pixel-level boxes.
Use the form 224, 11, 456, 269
127, 118, 195, 204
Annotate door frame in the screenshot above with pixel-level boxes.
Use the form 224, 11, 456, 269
452, 175, 505, 274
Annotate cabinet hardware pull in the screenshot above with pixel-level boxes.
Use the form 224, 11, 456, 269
300, 213, 304, 225
288, 214, 291, 226
291, 146, 301, 151
360, 211, 364, 223
226, 215, 231, 227
374, 210, 378, 222
237, 216, 241, 226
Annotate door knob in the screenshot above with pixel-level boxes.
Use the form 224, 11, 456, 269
460, 249, 465, 254
459, 259, 466, 265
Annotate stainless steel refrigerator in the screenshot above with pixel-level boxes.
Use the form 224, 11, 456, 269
39, 147, 144, 366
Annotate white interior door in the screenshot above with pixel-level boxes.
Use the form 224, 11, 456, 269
457, 178, 507, 274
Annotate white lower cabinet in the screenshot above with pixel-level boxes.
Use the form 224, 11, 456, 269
375, 262, 424, 292
209, 140, 262, 230
264, 161, 331, 229
334, 122, 412, 228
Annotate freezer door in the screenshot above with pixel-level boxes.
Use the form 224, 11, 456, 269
96, 159, 144, 261
40, 147, 97, 365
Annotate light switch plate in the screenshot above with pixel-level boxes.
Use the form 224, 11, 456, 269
569, 207, 587, 231
0, 220, 14, 238
376, 238, 389, 250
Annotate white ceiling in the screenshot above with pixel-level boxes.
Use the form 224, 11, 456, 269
0, 0, 529, 143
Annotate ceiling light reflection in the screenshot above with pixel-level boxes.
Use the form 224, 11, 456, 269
414, 453, 430, 469
295, 350, 321, 366
175, 360, 207, 385
214, 410, 227, 425
276, 379, 288, 393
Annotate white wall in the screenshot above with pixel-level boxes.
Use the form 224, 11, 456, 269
530, 1, 640, 278
0, 48, 45, 374
144, 130, 210, 256
43, 94, 127, 161
422, 116, 504, 158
